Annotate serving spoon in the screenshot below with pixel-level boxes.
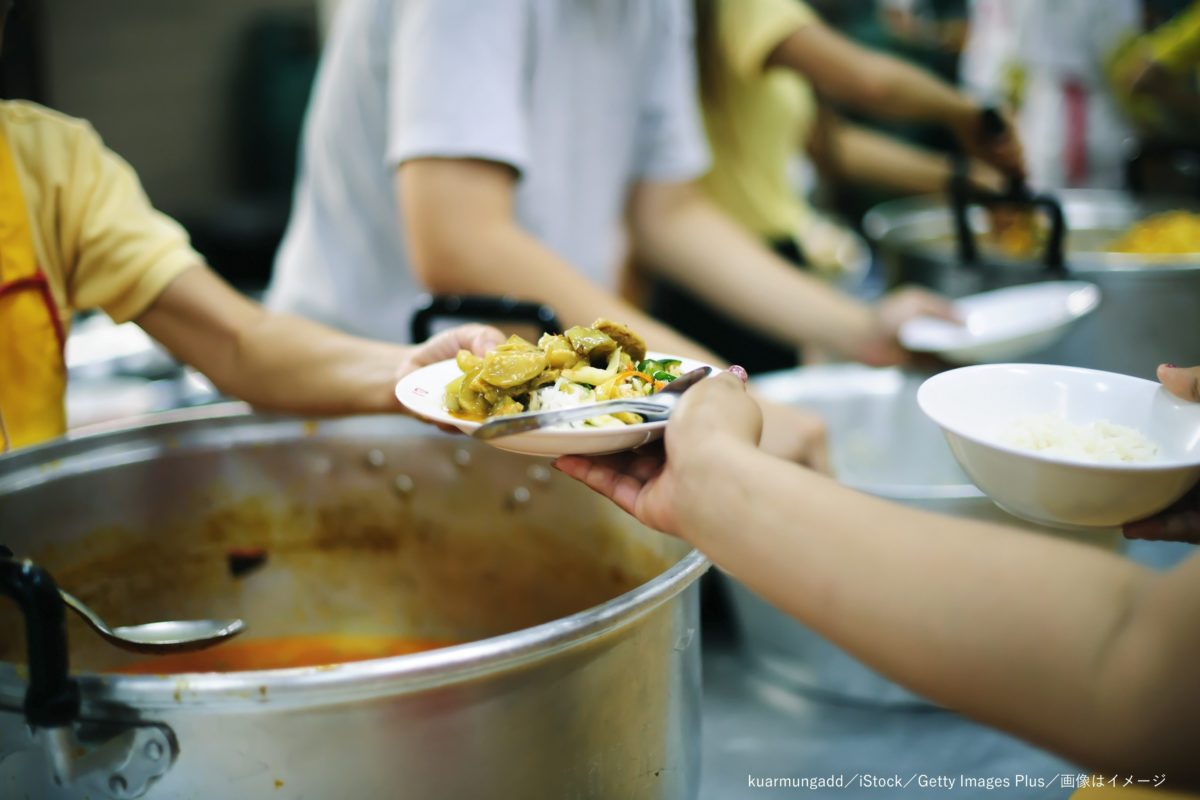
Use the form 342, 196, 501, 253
1, 545, 246, 654
473, 365, 712, 440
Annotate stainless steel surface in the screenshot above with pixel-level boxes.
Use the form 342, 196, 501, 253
742, 365, 1120, 707
0, 406, 707, 799
473, 365, 711, 439
864, 190, 1200, 379
697, 631, 1076, 800
59, 590, 246, 654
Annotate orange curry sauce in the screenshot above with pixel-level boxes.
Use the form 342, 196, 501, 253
114, 635, 457, 674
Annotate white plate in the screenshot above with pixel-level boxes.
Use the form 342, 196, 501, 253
396, 352, 713, 457
918, 364, 1200, 529
899, 281, 1101, 364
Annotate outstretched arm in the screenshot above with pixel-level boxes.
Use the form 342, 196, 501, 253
558, 375, 1200, 785
628, 180, 953, 366
136, 265, 502, 415
810, 109, 1007, 196
766, 15, 1023, 177
397, 158, 721, 364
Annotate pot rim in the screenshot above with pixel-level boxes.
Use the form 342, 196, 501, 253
0, 405, 710, 712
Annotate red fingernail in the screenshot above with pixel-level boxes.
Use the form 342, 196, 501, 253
1164, 363, 1177, 369
728, 365, 749, 383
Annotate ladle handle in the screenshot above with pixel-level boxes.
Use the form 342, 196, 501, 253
0, 546, 80, 728
410, 294, 563, 343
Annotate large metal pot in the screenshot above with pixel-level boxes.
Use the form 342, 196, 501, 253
730, 365, 1120, 707
0, 407, 706, 799
864, 189, 1200, 379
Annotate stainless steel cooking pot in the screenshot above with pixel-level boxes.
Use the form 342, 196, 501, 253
731, 365, 1120, 707
0, 406, 706, 799
864, 189, 1200, 379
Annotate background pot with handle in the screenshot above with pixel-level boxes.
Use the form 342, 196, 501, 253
865, 189, 1200, 379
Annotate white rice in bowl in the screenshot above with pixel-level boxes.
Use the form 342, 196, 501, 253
1001, 414, 1159, 463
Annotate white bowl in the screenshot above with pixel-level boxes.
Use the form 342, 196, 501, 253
917, 364, 1200, 529
396, 352, 712, 458
899, 281, 1101, 364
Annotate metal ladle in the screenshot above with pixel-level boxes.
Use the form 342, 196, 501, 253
58, 589, 246, 654
1, 546, 245, 654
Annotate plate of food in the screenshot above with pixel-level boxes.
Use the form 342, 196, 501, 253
396, 318, 714, 457
899, 281, 1101, 364
918, 364, 1200, 529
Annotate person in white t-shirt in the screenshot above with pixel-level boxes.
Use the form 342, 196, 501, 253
267, 0, 957, 461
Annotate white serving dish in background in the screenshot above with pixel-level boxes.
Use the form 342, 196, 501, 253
899, 281, 1100, 364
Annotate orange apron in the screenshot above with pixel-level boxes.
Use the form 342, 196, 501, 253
0, 121, 67, 452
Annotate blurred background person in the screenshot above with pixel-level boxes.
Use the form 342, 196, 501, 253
263, 0, 957, 464
960, 0, 1200, 192
648, 0, 1023, 373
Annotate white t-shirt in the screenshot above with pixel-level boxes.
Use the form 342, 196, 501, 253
267, 0, 710, 342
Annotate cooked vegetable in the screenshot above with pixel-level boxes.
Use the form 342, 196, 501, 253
442, 319, 685, 424
592, 319, 647, 362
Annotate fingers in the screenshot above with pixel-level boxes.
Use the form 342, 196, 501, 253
1158, 364, 1200, 403
1125, 509, 1200, 543
470, 325, 506, 356
901, 287, 961, 325
410, 324, 505, 367
1124, 485, 1200, 543
553, 454, 651, 518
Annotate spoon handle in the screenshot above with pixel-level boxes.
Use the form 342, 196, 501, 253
473, 398, 668, 440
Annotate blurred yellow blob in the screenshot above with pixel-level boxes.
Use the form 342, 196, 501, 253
1110, 210, 1200, 255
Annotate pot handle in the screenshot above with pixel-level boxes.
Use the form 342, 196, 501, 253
410, 294, 563, 343
0, 545, 81, 728
949, 108, 1066, 275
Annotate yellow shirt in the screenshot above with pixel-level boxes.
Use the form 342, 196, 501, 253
1146, 1, 1200, 73
700, 0, 817, 241
1, 100, 199, 332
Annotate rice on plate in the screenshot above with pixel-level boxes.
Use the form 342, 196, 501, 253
1002, 414, 1159, 463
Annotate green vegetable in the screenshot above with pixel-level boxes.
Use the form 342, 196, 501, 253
636, 359, 662, 374
652, 371, 676, 382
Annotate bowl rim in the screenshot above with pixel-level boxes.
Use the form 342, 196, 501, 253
917, 363, 1200, 472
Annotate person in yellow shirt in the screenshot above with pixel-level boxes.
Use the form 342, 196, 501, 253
0, 98, 500, 453
653, 0, 1023, 373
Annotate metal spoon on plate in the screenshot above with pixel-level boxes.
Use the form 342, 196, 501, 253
473, 365, 712, 440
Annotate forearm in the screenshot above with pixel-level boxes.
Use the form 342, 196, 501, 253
824, 123, 1001, 196
417, 220, 721, 363
631, 187, 874, 358
770, 24, 976, 131
138, 267, 410, 415
675, 436, 1199, 779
